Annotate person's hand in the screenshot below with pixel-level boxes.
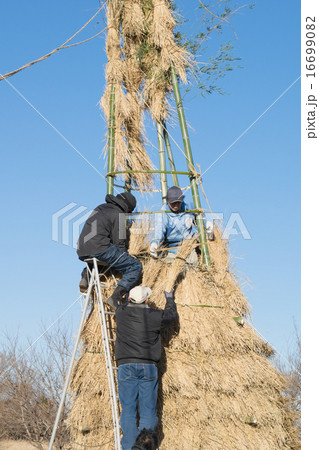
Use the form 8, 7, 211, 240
205, 221, 214, 240
164, 289, 175, 300
150, 242, 158, 258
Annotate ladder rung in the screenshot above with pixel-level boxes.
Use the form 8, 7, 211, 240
112, 366, 118, 370
108, 338, 115, 342
110, 394, 119, 399
100, 309, 115, 316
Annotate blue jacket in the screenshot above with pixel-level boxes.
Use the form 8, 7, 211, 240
150, 202, 197, 253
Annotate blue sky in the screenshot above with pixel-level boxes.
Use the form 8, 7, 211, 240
0, 0, 300, 362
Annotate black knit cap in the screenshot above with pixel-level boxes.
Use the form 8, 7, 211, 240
117, 192, 137, 212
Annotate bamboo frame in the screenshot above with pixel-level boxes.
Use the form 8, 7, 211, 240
105, 169, 195, 177
170, 62, 211, 266
157, 121, 168, 203
163, 121, 179, 187
107, 84, 115, 195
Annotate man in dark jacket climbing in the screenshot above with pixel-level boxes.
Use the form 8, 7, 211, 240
115, 286, 178, 450
77, 192, 142, 308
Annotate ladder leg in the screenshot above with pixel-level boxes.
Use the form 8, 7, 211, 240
48, 277, 94, 450
93, 258, 121, 450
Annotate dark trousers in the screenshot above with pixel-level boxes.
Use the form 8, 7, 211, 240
80, 245, 142, 292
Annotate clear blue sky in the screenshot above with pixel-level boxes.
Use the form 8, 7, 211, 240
0, 0, 300, 361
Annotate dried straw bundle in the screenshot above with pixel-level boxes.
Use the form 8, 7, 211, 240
121, 1, 155, 189
141, 0, 192, 122
67, 226, 299, 449
122, 0, 145, 38
150, 0, 190, 82
127, 215, 151, 256
101, 0, 155, 190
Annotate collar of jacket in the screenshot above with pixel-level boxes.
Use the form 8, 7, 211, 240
105, 194, 128, 212
127, 303, 150, 308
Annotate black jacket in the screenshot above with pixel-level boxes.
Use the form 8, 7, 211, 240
77, 195, 129, 258
115, 298, 179, 365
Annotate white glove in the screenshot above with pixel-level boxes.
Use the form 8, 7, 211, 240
150, 242, 158, 258
205, 220, 214, 240
185, 217, 193, 229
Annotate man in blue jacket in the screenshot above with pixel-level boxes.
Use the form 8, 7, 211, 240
149, 186, 213, 262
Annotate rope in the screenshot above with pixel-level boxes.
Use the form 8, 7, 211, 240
176, 302, 223, 309
0, 2, 107, 81
196, 166, 215, 217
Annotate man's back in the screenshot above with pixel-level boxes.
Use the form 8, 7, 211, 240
114, 288, 178, 449
115, 298, 178, 366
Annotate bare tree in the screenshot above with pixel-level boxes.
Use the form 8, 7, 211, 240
275, 323, 301, 437
0, 323, 73, 449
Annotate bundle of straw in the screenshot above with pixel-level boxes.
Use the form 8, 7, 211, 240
101, 0, 155, 190
141, 0, 191, 123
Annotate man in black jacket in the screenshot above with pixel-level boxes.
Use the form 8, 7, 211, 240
115, 286, 178, 450
77, 192, 142, 308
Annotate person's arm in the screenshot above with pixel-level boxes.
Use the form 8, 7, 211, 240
151, 209, 168, 247
150, 209, 168, 256
111, 211, 128, 251
161, 290, 179, 328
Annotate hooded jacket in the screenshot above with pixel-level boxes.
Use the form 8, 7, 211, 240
77, 194, 133, 258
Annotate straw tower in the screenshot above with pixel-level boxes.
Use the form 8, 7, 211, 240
67, 1, 299, 448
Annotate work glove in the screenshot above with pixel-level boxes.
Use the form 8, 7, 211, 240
150, 242, 158, 258
164, 289, 175, 300
185, 216, 193, 229
205, 220, 214, 240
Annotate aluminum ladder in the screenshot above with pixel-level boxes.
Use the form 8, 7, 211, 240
48, 257, 121, 450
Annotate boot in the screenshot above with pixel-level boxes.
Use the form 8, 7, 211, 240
106, 285, 127, 310
79, 268, 88, 293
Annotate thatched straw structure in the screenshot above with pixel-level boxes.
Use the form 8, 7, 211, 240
67, 227, 299, 449
100, 0, 192, 190
68, 2, 299, 448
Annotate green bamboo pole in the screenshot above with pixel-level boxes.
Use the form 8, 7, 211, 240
106, 169, 191, 176
163, 121, 179, 187
170, 63, 211, 266
107, 84, 115, 195
156, 121, 168, 204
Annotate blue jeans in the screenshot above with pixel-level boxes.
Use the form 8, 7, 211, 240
117, 363, 158, 450
81, 245, 142, 292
